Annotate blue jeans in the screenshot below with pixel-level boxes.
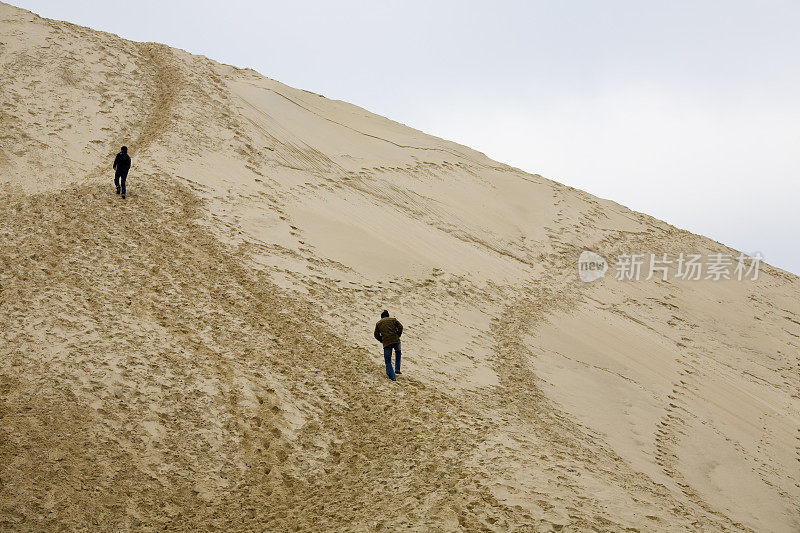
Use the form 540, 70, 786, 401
383, 342, 401, 380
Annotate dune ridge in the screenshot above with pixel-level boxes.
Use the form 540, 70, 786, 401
1, 2, 799, 531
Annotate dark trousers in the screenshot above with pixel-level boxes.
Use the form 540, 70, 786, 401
383, 342, 401, 380
114, 169, 128, 195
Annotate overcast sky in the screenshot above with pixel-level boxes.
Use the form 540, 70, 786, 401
13, 1, 800, 274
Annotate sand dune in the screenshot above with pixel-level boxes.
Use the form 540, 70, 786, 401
1, 2, 799, 531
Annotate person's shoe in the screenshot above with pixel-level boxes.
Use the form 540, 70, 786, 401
395, 370, 402, 375
116, 186, 120, 194
121, 193, 126, 199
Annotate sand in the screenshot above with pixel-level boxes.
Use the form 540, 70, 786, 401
1, 2, 799, 531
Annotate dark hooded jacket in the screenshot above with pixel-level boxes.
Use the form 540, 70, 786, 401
113, 151, 131, 173
374, 316, 403, 347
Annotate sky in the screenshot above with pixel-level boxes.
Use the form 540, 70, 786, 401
13, 0, 800, 274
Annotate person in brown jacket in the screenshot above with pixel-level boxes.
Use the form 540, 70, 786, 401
374, 310, 403, 381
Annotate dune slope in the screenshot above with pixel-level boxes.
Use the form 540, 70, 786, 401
1, 3, 799, 531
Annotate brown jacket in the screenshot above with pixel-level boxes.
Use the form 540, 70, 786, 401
374, 317, 403, 347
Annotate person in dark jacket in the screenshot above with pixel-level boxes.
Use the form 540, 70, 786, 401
374, 310, 403, 381
112, 146, 131, 199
